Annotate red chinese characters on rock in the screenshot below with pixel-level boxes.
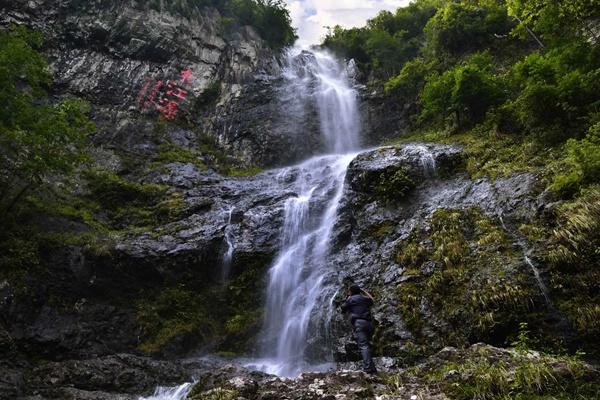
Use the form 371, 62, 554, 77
136, 69, 194, 120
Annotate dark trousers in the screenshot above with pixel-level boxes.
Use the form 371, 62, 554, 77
353, 319, 376, 372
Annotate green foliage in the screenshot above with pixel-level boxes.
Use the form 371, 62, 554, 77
384, 59, 436, 101
323, 0, 437, 77
0, 235, 40, 293
421, 53, 505, 127
137, 286, 218, 354
507, 0, 600, 43
506, 42, 600, 143
153, 143, 207, 170
84, 169, 169, 227
188, 386, 240, 400
136, 253, 271, 355
325, 0, 600, 176
323, 26, 370, 65
392, 346, 600, 400
362, 220, 396, 241
424, 0, 514, 58
85, 170, 166, 209
546, 188, 600, 349
549, 125, 600, 196
0, 26, 94, 216
511, 322, 532, 352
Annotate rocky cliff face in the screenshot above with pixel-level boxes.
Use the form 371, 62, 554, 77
0, 0, 327, 168
1, 2, 596, 400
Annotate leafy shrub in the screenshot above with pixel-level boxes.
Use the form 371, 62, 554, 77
424, 0, 514, 58
420, 53, 505, 127
547, 187, 600, 350
507, 0, 600, 43
507, 43, 600, 143
0, 26, 94, 216
384, 59, 436, 101
323, 0, 437, 76
550, 125, 600, 196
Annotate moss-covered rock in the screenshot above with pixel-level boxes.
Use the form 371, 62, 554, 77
384, 344, 600, 400
392, 208, 540, 353
545, 187, 600, 356
372, 167, 416, 203
135, 252, 272, 357
136, 286, 219, 355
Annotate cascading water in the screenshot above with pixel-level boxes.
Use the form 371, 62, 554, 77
138, 47, 363, 398
221, 206, 236, 280
248, 47, 362, 377
280, 47, 361, 154
139, 383, 193, 400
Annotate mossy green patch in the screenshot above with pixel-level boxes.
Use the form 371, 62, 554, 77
394, 208, 537, 350
84, 169, 166, 209
390, 346, 600, 400
373, 167, 416, 202
152, 143, 207, 171
361, 220, 396, 240
82, 169, 186, 229
389, 128, 555, 180
187, 386, 240, 400
224, 166, 264, 177
136, 252, 272, 356
136, 286, 219, 355
546, 187, 600, 356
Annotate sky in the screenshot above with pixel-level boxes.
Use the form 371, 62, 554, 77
284, 0, 412, 46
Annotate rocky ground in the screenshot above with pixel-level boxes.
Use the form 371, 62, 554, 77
11, 344, 594, 399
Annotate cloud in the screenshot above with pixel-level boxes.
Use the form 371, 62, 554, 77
284, 0, 411, 46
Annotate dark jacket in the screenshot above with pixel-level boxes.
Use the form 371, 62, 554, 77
341, 294, 373, 325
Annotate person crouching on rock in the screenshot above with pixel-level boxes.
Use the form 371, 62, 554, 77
341, 284, 377, 374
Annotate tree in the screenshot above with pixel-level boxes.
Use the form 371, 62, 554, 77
385, 59, 436, 101
323, 0, 437, 76
0, 26, 94, 216
507, 42, 600, 143
323, 26, 370, 65
421, 53, 504, 127
507, 0, 600, 43
424, 1, 514, 58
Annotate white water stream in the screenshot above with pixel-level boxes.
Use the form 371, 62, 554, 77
247, 47, 361, 377
221, 206, 235, 280
139, 46, 363, 398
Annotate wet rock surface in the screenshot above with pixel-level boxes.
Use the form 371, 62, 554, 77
0, 141, 557, 398
0, 0, 322, 167
0, 2, 584, 395
324, 144, 546, 360
178, 344, 598, 400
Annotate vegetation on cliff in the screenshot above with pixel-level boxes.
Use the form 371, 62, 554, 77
324, 0, 599, 190
325, 0, 600, 359
144, 0, 296, 49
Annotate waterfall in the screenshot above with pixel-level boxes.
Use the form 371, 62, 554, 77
248, 47, 362, 377
222, 206, 235, 280
281, 47, 361, 154
138, 383, 193, 400
139, 48, 363, 398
